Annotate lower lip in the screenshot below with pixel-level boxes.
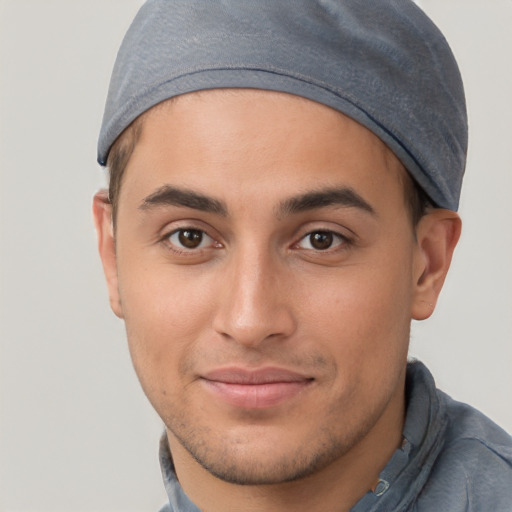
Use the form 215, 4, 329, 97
201, 380, 311, 409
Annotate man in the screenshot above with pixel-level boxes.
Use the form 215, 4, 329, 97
93, 1, 512, 510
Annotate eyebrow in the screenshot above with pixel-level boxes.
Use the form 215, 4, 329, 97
139, 185, 228, 216
138, 184, 375, 218
278, 187, 376, 217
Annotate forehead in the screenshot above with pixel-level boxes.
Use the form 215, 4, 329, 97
118, 89, 408, 215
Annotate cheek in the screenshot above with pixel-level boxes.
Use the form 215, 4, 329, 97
118, 261, 216, 388
300, 249, 413, 371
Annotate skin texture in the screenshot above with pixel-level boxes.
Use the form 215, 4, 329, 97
94, 89, 460, 512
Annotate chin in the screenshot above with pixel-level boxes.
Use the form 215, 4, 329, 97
171, 422, 353, 486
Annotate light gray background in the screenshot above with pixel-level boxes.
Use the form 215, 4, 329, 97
0, 1, 510, 511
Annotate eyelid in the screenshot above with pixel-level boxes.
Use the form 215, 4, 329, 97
296, 230, 349, 249
294, 220, 354, 241
167, 228, 214, 250
159, 223, 223, 255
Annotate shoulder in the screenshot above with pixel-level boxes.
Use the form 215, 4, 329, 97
417, 391, 512, 511
440, 390, 512, 471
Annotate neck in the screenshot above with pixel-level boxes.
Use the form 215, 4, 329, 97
168, 375, 405, 512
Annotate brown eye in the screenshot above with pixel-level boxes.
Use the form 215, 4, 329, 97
179, 229, 203, 248
297, 230, 347, 251
168, 229, 211, 250
309, 232, 333, 250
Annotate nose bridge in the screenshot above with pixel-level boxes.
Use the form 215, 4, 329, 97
213, 240, 295, 346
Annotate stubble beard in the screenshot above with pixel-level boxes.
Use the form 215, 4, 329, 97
164, 402, 383, 486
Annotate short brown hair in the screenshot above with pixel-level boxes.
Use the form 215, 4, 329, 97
106, 115, 144, 224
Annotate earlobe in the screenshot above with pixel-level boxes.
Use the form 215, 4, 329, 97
411, 210, 461, 320
92, 190, 124, 318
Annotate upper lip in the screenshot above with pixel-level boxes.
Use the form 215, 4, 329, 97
201, 367, 312, 385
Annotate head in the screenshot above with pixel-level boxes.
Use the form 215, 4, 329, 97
94, 88, 460, 487
93, 0, 466, 496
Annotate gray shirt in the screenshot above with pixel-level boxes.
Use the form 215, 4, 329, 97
158, 361, 512, 511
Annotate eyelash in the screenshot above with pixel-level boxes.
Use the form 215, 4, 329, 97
160, 226, 352, 257
161, 227, 222, 255
294, 229, 352, 252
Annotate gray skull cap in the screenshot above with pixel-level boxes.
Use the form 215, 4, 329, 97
98, 0, 467, 211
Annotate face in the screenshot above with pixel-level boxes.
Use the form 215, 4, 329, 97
100, 90, 428, 485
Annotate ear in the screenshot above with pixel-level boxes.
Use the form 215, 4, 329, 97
411, 209, 461, 320
92, 190, 124, 318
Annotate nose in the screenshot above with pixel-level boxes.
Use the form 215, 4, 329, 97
212, 247, 297, 348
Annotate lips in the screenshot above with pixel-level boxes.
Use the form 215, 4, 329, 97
200, 367, 313, 409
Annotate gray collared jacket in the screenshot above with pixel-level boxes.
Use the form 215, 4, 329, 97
157, 362, 512, 511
